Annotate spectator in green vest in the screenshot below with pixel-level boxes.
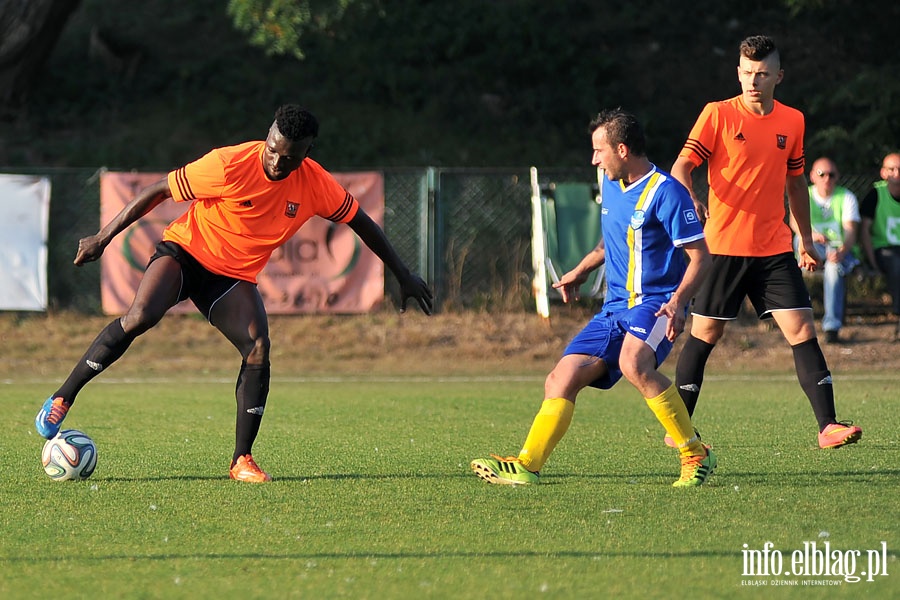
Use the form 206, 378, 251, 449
860, 152, 900, 341
797, 157, 860, 344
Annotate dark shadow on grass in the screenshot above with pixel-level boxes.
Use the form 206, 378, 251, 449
97, 472, 476, 483
94, 466, 900, 485
94, 472, 646, 485
711, 469, 900, 485
91, 472, 678, 487
692, 443, 889, 451
4, 546, 898, 565
0, 549, 754, 563
98, 475, 238, 482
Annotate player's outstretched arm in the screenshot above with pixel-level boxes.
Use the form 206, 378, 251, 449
552, 239, 605, 303
74, 178, 172, 266
347, 209, 434, 315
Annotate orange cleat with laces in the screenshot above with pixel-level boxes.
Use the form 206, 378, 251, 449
229, 454, 272, 483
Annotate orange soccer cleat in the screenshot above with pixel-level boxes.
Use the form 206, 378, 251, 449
229, 454, 272, 483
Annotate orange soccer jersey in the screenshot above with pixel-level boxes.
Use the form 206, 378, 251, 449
163, 141, 359, 282
679, 96, 805, 257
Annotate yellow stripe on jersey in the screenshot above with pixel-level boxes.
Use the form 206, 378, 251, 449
625, 172, 663, 307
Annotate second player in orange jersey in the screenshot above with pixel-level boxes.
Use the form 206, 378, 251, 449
670, 35, 861, 450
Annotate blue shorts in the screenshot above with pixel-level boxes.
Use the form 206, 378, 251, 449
563, 299, 675, 390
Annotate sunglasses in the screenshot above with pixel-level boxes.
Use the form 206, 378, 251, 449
815, 170, 837, 178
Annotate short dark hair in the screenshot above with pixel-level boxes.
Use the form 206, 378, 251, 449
740, 35, 779, 63
274, 104, 319, 141
589, 108, 647, 156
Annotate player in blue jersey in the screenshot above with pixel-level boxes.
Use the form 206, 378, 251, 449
471, 108, 716, 487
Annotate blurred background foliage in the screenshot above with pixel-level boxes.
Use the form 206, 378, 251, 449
1, 0, 897, 174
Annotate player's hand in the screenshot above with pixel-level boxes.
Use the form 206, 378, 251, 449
74, 235, 107, 266
398, 273, 434, 315
655, 300, 685, 342
552, 270, 588, 304
797, 244, 820, 272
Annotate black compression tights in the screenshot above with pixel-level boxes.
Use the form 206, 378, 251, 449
233, 361, 271, 462
55, 318, 137, 404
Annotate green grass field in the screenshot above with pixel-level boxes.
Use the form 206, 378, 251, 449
2, 375, 898, 599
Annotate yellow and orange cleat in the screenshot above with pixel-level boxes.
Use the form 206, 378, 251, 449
818, 422, 862, 449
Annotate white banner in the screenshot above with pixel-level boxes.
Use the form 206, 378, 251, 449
0, 175, 50, 311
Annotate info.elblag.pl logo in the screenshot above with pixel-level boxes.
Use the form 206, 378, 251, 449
741, 541, 891, 586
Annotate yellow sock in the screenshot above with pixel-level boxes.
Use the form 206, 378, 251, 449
645, 385, 704, 457
517, 397, 574, 471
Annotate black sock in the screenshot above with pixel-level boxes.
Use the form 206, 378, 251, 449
792, 338, 837, 431
55, 319, 136, 404
233, 361, 270, 463
675, 334, 716, 417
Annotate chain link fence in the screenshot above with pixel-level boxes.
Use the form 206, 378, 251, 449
0, 166, 887, 314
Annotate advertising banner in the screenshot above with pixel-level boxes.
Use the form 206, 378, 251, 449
0, 174, 50, 311
100, 170, 385, 315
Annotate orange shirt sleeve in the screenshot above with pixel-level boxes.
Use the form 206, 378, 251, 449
679, 101, 718, 167
300, 162, 360, 223
167, 148, 228, 203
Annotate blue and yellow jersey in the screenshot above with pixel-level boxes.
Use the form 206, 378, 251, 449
600, 165, 704, 312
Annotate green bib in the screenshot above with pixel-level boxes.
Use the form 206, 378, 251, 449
808, 186, 847, 246
870, 181, 900, 249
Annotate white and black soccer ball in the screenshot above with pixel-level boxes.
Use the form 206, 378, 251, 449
41, 429, 98, 481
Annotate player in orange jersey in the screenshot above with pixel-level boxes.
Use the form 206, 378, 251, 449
670, 35, 861, 450
35, 104, 433, 482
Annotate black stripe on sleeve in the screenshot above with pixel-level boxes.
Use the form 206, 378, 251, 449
787, 156, 805, 170
174, 167, 195, 200
326, 192, 355, 222
683, 139, 711, 161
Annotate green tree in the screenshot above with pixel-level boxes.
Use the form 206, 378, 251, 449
226, 0, 360, 59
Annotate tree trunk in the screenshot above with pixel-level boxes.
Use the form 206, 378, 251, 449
0, 0, 82, 106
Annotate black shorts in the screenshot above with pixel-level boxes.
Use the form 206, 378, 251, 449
691, 253, 812, 320
149, 241, 244, 320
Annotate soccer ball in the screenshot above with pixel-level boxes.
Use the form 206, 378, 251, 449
41, 429, 98, 481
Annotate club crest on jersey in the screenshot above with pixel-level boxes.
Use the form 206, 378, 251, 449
285, 202, 299, 218
630, 210, 646, 230
776, 134, 787, 149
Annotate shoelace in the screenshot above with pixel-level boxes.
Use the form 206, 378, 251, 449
679, 454, 706, 479
236, 456, 263, 473
489, 454, 518, 462
486, 454, 539, 476
48, 401, 67, 424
